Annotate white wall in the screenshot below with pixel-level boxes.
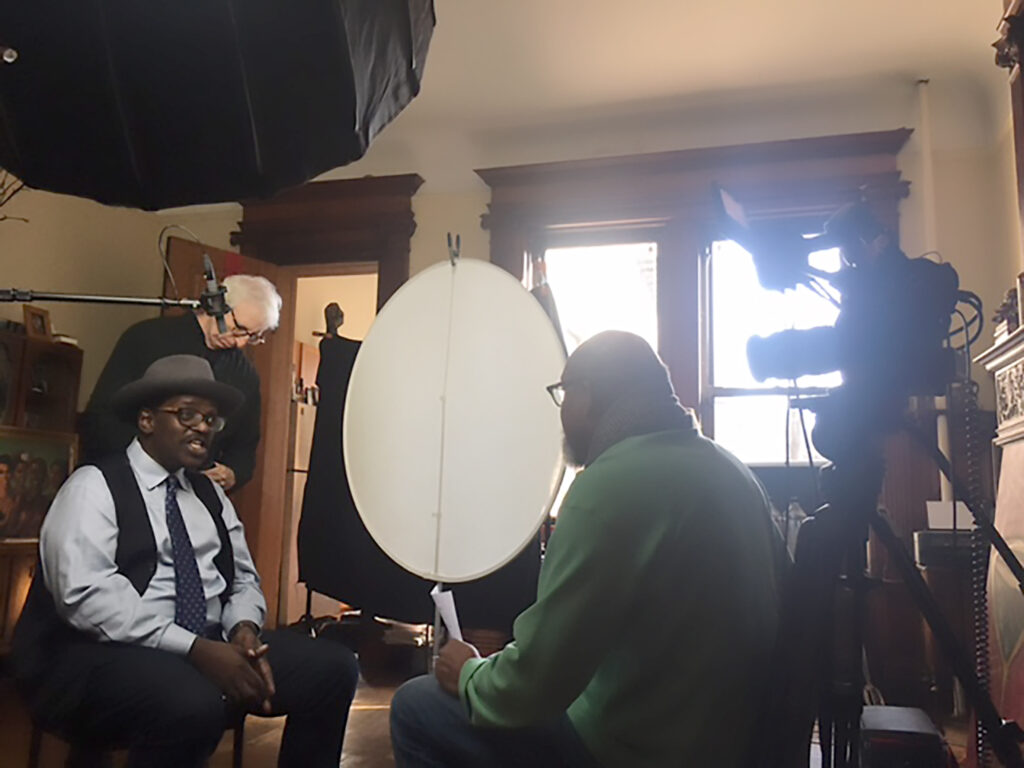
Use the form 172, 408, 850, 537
294, 274, 379, 345
409, 190, 491, 276
0, 191, 251, 410
0, 190, 168, 409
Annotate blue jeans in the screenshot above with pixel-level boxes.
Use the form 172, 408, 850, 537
390, 675, 600, 768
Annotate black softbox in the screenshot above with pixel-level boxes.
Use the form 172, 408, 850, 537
0, 1, 434, 210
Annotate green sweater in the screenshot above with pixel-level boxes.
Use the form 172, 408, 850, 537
459, 428, 781, 768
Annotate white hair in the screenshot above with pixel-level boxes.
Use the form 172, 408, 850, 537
223, 274, 283, 331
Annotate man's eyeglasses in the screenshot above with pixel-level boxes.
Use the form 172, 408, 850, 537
227, 310, 267, 345
546, 382, 567, 407
157, 407, 226, 433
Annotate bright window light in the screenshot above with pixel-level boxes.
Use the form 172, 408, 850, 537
713, 395, 820, 465
711, 240, 841, 465
543, 242, 658, 514
545, 242, 658, 356
712, 240, 841, 389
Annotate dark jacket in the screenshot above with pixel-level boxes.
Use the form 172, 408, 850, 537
79, 313, 261, 488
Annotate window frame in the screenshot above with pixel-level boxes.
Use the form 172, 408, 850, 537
477, 130, 910, 419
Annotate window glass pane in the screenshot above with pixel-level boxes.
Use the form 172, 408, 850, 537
545, 242, 657, 356
711, 240, 841, 389
543, 242, 658, 517
713, 395, 824, 465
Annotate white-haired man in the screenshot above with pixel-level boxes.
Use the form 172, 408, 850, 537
81, 274, 282, 492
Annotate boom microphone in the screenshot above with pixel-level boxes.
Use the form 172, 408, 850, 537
199, 253, 230, 333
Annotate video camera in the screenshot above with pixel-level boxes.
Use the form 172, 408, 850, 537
714, 187, 974, 462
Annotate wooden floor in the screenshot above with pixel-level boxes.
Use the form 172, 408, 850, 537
0, 674, 970, 768
0, 675, 399, 768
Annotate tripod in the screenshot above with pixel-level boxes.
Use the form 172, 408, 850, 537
761, 438, 1024, 768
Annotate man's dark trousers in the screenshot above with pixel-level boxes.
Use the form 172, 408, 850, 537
27, 628, 358, 768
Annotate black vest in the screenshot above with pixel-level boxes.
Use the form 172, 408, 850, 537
10, 453, 235, 689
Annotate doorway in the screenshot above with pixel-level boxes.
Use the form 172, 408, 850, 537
278, 265, 378, 626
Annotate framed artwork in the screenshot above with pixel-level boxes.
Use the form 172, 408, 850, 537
22, 305, 52, 341
0, 426, 77, 540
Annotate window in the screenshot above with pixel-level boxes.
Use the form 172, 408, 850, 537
544, 242, 658, 356
707, 239, 841, 465
542, 241, 659, 514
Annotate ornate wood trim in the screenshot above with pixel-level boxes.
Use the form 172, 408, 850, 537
232, 174, 423, 307
996, 0, 1024, 73
996, 358, 1024, 427
977, 328, 1024, 446
476, 129, 912, 282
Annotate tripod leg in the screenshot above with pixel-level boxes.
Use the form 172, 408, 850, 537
820, 705, 833, 768
296, 585, 317, 637
868, 509, 1024, 767
836, 712, 849, 768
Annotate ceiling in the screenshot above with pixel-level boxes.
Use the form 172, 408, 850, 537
316, 1, 1014, 189
406, 0, 1008, 129
160, 1, 1013, 206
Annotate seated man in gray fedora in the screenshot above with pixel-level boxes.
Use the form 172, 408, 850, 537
12, 354, 359, 768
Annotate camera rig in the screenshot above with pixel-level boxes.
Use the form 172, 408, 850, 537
716, 187, 1024, 767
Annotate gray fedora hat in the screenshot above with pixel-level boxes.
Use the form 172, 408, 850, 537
110, 354, 245, 422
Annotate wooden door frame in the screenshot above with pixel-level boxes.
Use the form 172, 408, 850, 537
234, 174, 421, 627
269, 260, 376, 624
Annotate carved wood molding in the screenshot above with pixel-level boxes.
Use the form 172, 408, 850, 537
476, 129, 912, 279
997, 358, 1024, 426
232, 174, 423, 306
977, 327, 1024, 440
996, 0, 1024, 73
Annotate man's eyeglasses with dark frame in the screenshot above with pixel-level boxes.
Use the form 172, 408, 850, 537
227, 309, 268, 345
157, 407, 227, 433
546, 382, 567, 407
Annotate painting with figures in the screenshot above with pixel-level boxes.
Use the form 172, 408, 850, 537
0, 427, 77, 540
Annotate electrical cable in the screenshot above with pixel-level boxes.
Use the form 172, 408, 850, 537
963, 378, 993, 768
796, 402, 821, 508
952, 312, 993, 766
789, 379, 822, 509
949, 298, 984, 349
902, 421, 1024, 593
156, 224, 204, 302
783, 400, 792, 550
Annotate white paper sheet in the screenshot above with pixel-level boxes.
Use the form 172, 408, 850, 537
430, 583, 463, 642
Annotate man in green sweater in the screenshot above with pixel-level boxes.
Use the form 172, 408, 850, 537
390, 331, 783, 767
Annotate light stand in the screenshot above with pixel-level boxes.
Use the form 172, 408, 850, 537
1, 287, 199, 310
2, 253, 231, 332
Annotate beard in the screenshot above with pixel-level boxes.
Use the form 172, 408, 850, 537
562, 436, 586, 469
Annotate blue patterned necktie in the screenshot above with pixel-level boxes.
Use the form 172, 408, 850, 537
164, 474, 207, 634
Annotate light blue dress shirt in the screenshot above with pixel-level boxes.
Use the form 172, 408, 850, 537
40, 438, 266, 655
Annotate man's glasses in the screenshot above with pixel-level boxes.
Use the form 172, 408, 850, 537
157, 407, 226, 433
227, 310, 267, 345
546, 382, 566, 407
